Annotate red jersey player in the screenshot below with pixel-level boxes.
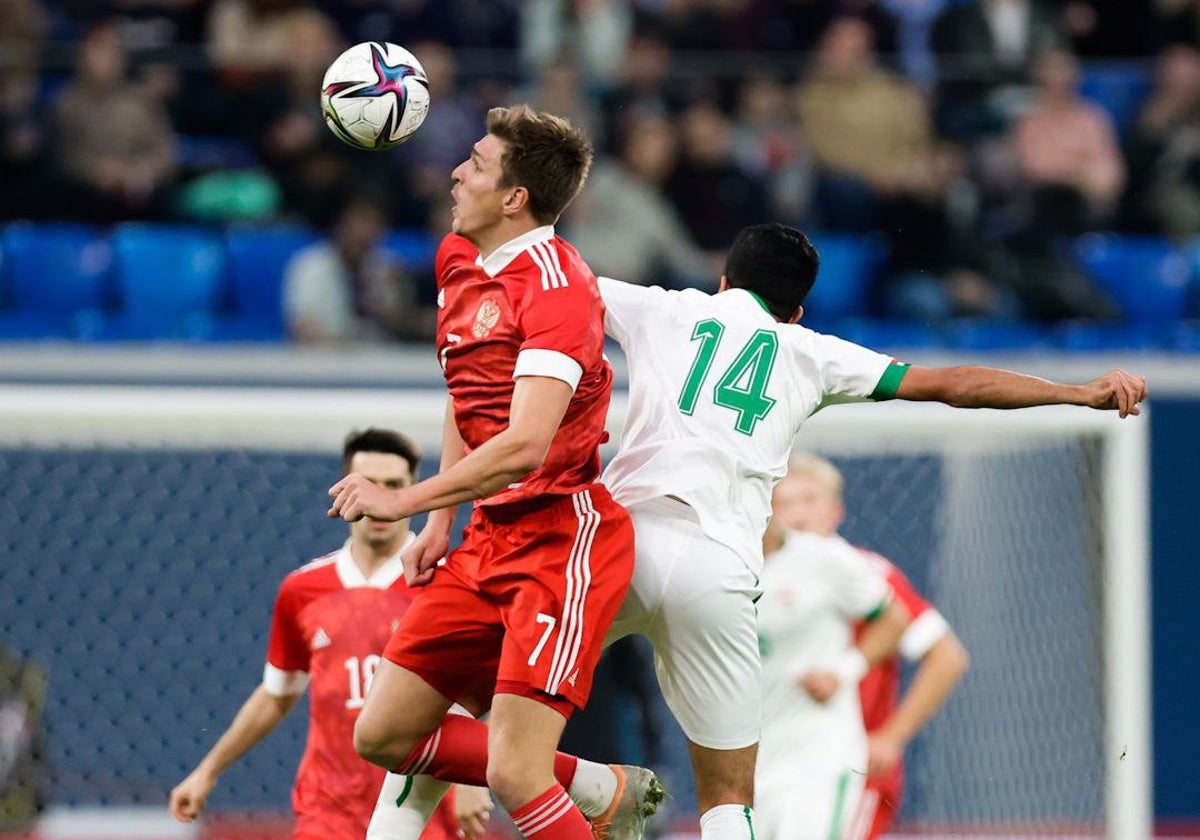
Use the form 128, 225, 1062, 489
852, 557, 969, 840
328, 106, 657, 840
169, 429, 493, 840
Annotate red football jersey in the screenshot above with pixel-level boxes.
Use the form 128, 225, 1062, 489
265, 540, 457, 840
435, 230, 612, 506
854, 552, 948, 804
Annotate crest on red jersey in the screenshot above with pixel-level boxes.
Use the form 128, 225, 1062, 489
473, 298, 501, 338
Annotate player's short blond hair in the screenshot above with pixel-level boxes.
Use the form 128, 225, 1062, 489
785, 452, 844, 501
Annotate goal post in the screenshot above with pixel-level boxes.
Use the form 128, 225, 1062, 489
0, 385, 1151, 839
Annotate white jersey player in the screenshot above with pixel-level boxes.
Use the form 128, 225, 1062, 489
595, 223, 1145, 840
755, 457, 909, 840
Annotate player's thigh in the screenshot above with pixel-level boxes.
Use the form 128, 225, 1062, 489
383, 543, 503, 707
495, 486, 634, 711
756, 768, 864, 840
637, 505, 762, 750
356, 658, 454, 746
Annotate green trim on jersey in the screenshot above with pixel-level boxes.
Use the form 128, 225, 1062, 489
744, 290, 773, 316
863, 599, 888, 622
870, 362, 910, 400
827, 771, 851, 840
743, 805, 756, 840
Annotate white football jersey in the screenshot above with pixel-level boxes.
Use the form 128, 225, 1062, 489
599, 279, 904, 573
757, 530, 891, 772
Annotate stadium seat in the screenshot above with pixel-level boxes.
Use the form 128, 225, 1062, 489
827, 317, 945, 350
1053, 321, 1167, 351
218, 225, 319, 341
0, 222, 111, 339
942, 320, 1052, 351
105, 224, 227, 340
382, 229, 437, 267
803, 233, 887, 321
1078, 62, 1153, 137
1074, 234, 1191, 325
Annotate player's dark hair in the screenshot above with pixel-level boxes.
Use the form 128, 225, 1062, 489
486, 104, 593, 225
724, 223, 820, 321
343, 428, 421, 477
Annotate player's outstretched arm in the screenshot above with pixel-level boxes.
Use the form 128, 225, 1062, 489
168, 686, 300, 822
868, 631, 969, 778
894, 366, 1147, 417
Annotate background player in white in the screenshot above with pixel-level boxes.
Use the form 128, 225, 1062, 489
169, 429, 492, 840
595, 222, 1145, 840
755, 454, 911, 840
765, 453, 970, 840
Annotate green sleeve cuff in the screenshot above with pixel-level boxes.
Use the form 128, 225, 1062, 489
862, 600, 889, 622
870, 362, 910, 401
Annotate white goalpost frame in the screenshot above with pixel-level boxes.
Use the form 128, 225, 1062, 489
0, 385, 1153, 840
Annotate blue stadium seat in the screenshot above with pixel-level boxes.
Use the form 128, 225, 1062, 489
943, 320, 1052, 351
827, 317, 944, 350
1053, 321, 1167, 351
1079, 62, 1153, 137
0, 222, 111, 339
1074, 234, 1191, 325
104, 224, 226, 340
382, 229, 437, 267
803, 233, 887, 321
217, 225, 319, 341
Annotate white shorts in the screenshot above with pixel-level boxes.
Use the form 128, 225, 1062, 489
756, 765, 864, 840
605, 496, 763, 750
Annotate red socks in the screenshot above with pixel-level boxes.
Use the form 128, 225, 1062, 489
511, 784, 593, 840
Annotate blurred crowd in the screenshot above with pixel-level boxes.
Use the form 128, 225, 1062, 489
3, 0, 1200, 334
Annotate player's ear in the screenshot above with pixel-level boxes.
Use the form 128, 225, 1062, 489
718, 275, 730, 292
503, 186, 530, 217
787, 305, 803, 324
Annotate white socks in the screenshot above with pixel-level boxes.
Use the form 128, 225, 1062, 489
366, 771, 451, 840
566, 759, 619, 818
700, 803, 756, 840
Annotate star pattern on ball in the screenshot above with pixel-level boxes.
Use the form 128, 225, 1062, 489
324, 43, 425, 143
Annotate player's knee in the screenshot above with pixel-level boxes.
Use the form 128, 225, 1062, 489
353, 715, 398, 767
484, 753, 531, 809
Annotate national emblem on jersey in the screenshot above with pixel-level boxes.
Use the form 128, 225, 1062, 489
473, 298, 501, 338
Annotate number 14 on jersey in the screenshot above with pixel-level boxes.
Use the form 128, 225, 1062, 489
678, 318, 778, 435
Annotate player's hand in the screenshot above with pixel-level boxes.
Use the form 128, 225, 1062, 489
169, 768, 216, 822
404, 519, 451, 586
867, 730, 905, 778
453, 784, 494, 839
328, 473, 404, 522
799, 670, 840, 703
1083, 369, 1147, 418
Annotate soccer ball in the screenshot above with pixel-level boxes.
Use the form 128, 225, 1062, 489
321, 42, 430, 151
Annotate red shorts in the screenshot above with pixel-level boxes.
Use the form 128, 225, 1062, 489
384, 485, 634, 714
853, 782, 898, 840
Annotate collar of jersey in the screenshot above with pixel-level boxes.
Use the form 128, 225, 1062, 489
727, 288, 775, 319
334, 531, 415, 589
476, 225, 556, 278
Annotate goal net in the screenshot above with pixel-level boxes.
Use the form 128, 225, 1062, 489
0, 385, 1149, 840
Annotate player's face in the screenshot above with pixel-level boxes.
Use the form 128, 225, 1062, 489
346, 451, 414, 548
449, 133, 511, 242
771, 472, 843, 537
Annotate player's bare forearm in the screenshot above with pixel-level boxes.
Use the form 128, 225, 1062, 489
858, 599, 911, 667
879, 632, 970, 746
329, 376, 574, 522
896, 366, 1147, 417
195, 686, 298, 778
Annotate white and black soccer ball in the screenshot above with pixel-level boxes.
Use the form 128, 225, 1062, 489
321, 42, 431, 151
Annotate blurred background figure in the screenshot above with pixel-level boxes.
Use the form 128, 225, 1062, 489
283, 197, 433, 344
564, 112, 714, 288
47, 21, 178, 222
207, 0, 309, 73
520, 0, 633, 89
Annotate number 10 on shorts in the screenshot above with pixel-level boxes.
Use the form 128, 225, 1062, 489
528, 613, 557, 665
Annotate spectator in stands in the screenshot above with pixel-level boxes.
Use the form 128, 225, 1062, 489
666, 99, 769, 250
520, 0, 632, 88
564, 112, 714, 288
518, 56, 603, 153
931, 0, 1063, 139
1012, 48, 1126, 239
730, 73, 812, 224
796, 17, 944, 233
1154, 0, 1200, 47
206, 0, 307, 72
0, 0, 46, 82
283, 197, 432, 344
0, 0, 46, 219
48, 21, 178, 222
238, 8, 363, 228
600, 29, 687, 149
1127, 44, 1200, 237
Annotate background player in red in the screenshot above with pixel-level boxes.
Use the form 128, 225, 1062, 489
169, 428, 493, 840
328, 106, 656, 840
853, 558, 969, 840
767, 452, 969, 840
